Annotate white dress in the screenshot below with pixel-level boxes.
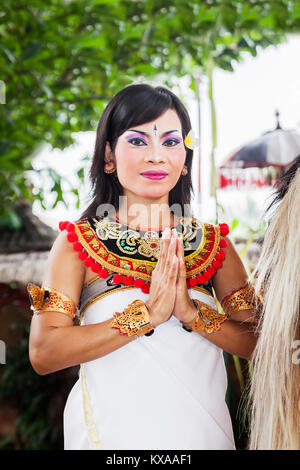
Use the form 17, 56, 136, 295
62, 214, 235, 450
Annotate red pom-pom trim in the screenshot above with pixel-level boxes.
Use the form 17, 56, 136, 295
67, 232, 78, 242
219, 239, 228, 248
196, 274, 206, 284
207, 267, 216, 276
134, 278, 145, 288
203, 271, 211, 281
84, 257, 94, 267
91, 262, 101, 273
73, 241, 83, 251
218, 223, 230, 236
66, 222, 75, 232
215, 250, 225, 261
99, 268, 109, 278
141, 283, 150, 294
123, 276, 134, 286
212, 259, 222, 269
188, 277, 197, 287
112, 274, 123, 284
78, 251, 88, 261
59, 221, 69, 231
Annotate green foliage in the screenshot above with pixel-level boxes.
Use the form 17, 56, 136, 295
1, 0, 299, 224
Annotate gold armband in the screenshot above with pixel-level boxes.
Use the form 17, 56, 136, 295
27, 283, 77, 320
181, 299, 228, 334
220, 282, 263, 317
110, 299, 155, 337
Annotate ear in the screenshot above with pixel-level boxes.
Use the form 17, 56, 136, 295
105, 141, 115, 163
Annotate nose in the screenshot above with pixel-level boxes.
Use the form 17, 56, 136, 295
144, 149, 166, 163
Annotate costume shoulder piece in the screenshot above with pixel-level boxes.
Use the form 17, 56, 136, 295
58, 215, 229, 294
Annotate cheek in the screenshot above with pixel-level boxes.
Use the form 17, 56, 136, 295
115, 143, 136, 174
170, 148, 186, 171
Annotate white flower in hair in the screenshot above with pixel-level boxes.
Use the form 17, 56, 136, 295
184, 129, 200, 150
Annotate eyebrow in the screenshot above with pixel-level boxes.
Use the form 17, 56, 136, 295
126, 129, 180, 138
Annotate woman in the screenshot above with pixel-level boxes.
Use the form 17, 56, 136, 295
247, 155, 300, 450
28, 84, 260, 450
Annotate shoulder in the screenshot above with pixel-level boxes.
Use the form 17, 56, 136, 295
182, 217, 230, 287
42, 221, 86, 305
205, 224, 249, 301
184, 217, 248, 299
58, 218, 92, 262
58, 216, 114, 278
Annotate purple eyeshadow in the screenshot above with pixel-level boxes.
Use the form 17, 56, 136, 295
126, 132, 147, 142
126, 131, 182, 145
163, 133, 181, 142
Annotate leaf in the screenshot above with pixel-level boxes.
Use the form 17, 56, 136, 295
20, 42, 43, 61
39, 82, 54, 99
0, 0, 291, 225
76, 168, 85, 182
77, 34, 107, 49
0, 141, 12, 156
231, 219, 239, 230
133, 63, 158, 74
7, 210, 22, 229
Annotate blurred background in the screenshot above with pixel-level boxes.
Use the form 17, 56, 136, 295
1, 0, 300, 450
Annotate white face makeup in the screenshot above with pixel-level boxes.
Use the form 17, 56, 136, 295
112, 109, 186, 202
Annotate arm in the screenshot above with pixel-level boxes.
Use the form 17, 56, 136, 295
186, 236, 259, 360
29, 230, 138, 376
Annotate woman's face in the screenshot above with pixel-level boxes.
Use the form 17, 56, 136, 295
112, 109, 187, 200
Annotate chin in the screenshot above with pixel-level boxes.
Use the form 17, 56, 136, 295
137, 187, 171, 199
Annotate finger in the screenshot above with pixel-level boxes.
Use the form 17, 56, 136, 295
169, 254, 179, 280
165, 231, 177, 270
179, 255, 186, 279
176, 256, 182, 283
172, 231, 183, 267
173, 229, 184, 264
158, 227, 171, 269
163, 232, 175, 275
174, 233, 180, 260
176, 233, 186, 268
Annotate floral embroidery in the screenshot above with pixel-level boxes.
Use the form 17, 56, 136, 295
59, 215, 229, 292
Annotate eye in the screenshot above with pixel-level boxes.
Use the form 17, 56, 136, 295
128, 137, 146, 146
163, 138, 180, 147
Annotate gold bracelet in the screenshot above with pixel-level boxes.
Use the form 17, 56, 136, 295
110, 299, 155, 337
221, 282, 263, 317
181, 299, 228, 334
27, 283, 77, 320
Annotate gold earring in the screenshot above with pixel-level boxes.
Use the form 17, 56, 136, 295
104, 161, 116, 174
181, 165, 188, 176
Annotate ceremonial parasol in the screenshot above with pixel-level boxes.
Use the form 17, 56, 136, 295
219, 111, 300, 189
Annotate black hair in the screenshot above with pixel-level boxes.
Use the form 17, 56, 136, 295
78, 83, 195, 221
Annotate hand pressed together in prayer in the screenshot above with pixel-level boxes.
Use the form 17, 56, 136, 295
171, 229, 196, 324
145, 227, 195, 328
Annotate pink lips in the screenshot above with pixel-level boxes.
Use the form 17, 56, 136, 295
141, 171, 168, 180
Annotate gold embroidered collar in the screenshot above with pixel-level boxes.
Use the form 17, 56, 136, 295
73, 214, 220, 282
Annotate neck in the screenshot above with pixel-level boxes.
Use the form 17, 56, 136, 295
115, 192, 177, 231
